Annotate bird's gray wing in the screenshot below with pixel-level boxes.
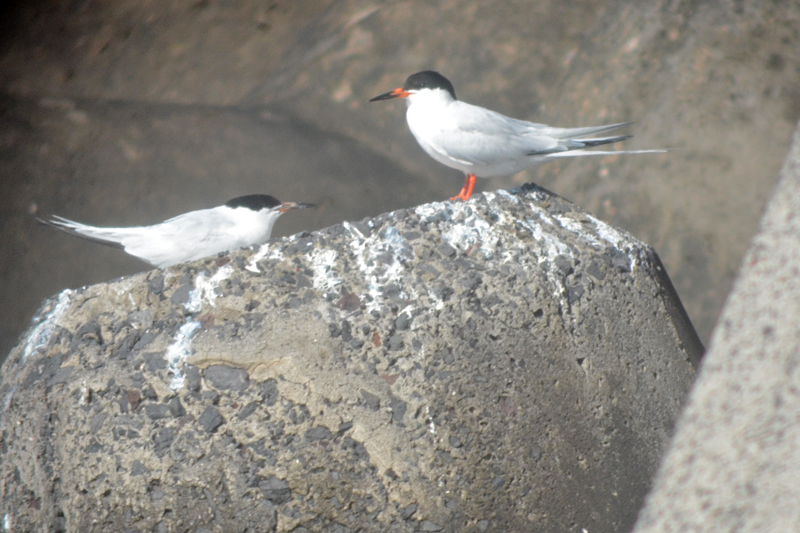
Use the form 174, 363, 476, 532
542, 122, 633, 140
433, 102, 562, 164
503, 119, 636, 153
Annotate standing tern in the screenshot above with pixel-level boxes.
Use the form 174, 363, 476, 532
370, 70, 665, 201
38, 194, 314, 268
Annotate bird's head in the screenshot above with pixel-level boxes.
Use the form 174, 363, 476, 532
369, 70, 457, 104
225, 195, 314, 214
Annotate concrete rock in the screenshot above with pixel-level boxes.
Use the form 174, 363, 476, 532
2, 0, 797, 361
0, 187, 697, 532
633, 122, 800, 530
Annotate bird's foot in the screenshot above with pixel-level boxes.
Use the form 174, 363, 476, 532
450, 174, 476, 201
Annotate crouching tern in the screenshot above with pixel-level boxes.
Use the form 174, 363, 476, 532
38, 194, 314, 268
370, 70, 665, 201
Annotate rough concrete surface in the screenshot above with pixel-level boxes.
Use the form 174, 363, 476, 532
2, 0, 799, 359
0, 188, 697, 532
633, 123, 800, 530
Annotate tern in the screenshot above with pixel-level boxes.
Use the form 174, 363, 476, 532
38, 194, 314, 268
370, 70, 665, 200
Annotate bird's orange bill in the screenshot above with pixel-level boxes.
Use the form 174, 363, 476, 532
369, 87, 411, 102
451, 174, 477, 201
279, 202, 315, 213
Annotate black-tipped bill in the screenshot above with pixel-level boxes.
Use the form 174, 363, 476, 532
279, 202, 315, 213
369, 87, 411, 102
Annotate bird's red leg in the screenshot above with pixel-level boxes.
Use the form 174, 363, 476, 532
451, 174, 476, 201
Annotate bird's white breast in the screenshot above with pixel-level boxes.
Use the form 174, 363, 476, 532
404, 90, 551, 177
405, 91, 476, 174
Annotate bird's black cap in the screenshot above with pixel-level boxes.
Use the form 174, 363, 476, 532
403, 71, 456, 100
225, 194, 282, 211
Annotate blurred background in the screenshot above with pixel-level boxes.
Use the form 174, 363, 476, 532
1, 0, 798, 361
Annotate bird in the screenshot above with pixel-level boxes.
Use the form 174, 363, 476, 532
38, 194, 315, 268
370, 70, 665, 201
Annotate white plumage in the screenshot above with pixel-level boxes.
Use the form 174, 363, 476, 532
371, 70, 665, 200
39, 194, 313, 268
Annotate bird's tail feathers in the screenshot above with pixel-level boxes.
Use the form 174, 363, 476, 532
572, 134, 633, 148
37, 216, 126, 249
544, 148, 667, 160
548, 121, 633, 139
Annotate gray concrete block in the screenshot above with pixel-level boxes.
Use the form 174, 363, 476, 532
633, 122, 800, 531
2, 0, 797, 361
0, 186, 696, 532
